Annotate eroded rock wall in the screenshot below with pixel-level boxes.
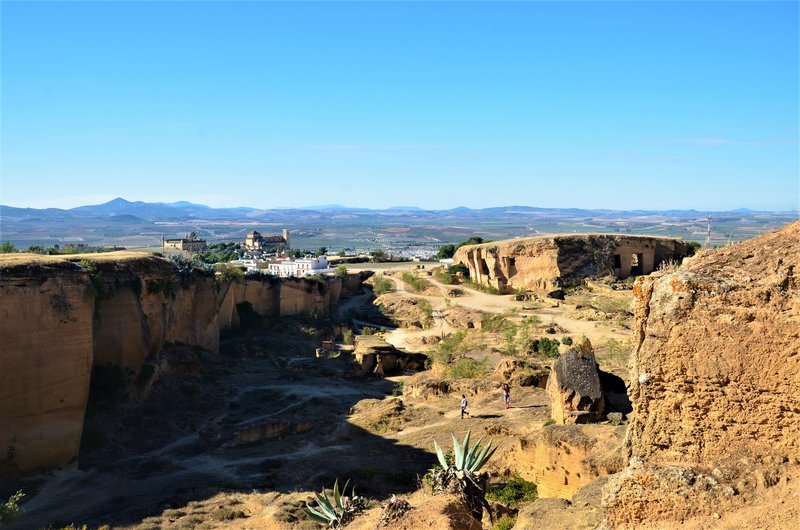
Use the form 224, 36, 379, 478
627, 222, 800, 465
0, 264, 94, 474
605, 221, 800, 526
0, 254, 343, 475
453, 234, 687, 293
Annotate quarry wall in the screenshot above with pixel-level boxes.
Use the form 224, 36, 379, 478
453, 234, 687, 293
0, 254, 342, 475
604, 221, 800, 525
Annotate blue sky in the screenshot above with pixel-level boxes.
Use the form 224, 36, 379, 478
1, 1, 798, 211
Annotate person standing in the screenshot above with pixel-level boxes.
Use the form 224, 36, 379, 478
461, 394, 469, 419
502, 383, 511, 409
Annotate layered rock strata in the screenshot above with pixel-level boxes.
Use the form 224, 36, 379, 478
0, 253, 343, 475
604, 221, 800, 526
454, 234, 687, 293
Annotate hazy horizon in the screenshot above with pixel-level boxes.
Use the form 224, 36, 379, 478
1, 195, 797, 214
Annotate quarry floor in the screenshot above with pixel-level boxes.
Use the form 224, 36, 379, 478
7, 272, 636, 529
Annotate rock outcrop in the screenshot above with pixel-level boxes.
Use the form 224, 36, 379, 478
353, 335, 426, 376
604, 221, 800, 526
546, 339, 605, 424
515, 425, 625, 499
454, 234, 687, 293
0, 253, 344, 475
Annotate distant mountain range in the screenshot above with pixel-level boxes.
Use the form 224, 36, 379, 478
0, 197, 790, 221
1, 198, 796, 249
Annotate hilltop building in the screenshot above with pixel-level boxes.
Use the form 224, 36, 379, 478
162, 232, 207, 252
244, 229, 290, 251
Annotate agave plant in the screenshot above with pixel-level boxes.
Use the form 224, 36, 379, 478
434, 431, 496, 476
304, 479, 364, 528
430, 431, 497, 523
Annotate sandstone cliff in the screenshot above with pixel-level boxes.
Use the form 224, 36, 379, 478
0, 253, 343, 475
604, 220, 800, 526
454, 234, 687, 293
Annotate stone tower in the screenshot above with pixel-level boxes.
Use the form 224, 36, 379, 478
283, 229, 291, 250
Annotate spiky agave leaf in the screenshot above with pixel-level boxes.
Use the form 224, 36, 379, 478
314, 491, 337, 520
434, 438, 449, 469
459, 431, 471, 470
451, 432, 463, 470
471, 439, 498, 473
333, 478, 341, 509
465, 435, 485, 469
304, 504, 334, 524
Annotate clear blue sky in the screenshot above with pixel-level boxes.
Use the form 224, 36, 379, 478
2, 1, 798, 211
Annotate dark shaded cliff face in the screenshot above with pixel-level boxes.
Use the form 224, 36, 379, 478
0, 254, 343, 475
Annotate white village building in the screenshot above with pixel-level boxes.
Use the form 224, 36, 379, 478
266, 256, 334, 278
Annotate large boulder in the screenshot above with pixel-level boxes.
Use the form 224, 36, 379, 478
546, 339, 605, 424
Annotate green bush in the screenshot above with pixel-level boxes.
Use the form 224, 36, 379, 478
448, 263, 469, 277
533, 337, 561, 358
482, 314, 515, 333
486, 474, 537, 507
543, 419, 556, 427
392, 381, 404, 396
401, 271, 431, 292
0, 242, 17, 254
464, 279, 499, 295
449, 357, 488, 379
342, 328, 354, 345
492, 515, 517, 530
561, 336, 573, 346
372, 276, 394, 295
334, 265, 349, 280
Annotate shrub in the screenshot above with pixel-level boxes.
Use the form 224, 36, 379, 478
392, 381, 404, 396
214, 263, 245, 283
372, 276, 394, 295
448, 263, 469, 276
212, 507, 246, 521
464, 280, 499, 295
482, 314, 514, 334
334, 265, 349, 280
486, 474, 537, 507
342, 328, 354, 345
543, 419, 556, 427
0, 242, 16, 254
0, 490, 24, 524
533, 337, 560, 358
434, 269, 456, 285
418, 299, 434, 327
449, 358, 488, 379
561, 336, 573, 346
361, 326, 378, 336
492, 516, 517, 530
401, 272, 431, 292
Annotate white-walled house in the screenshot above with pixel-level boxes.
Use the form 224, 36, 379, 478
266, 256, 334, 278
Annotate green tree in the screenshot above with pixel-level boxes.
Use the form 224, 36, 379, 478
436, 244, 457, 259
0, 242, 16, 253
317, 247, 328, 257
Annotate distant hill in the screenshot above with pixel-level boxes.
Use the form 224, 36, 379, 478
1, 198, 796, 249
